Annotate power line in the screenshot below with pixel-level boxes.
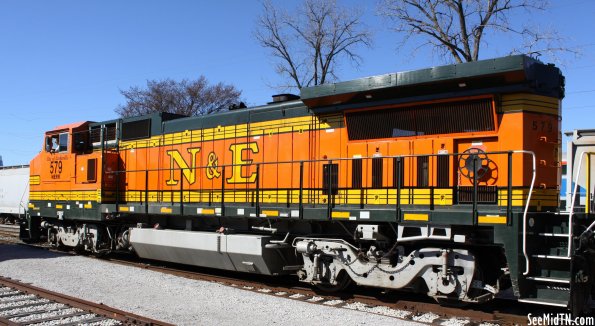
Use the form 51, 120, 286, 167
567, 89, 595, 94
564, 105, 595, 110
549, 0, 593, 9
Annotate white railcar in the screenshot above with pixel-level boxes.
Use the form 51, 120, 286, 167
0, 165, 29, 223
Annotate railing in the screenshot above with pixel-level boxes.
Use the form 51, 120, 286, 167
108, 149, 541, 273
518, 150, 537, 276
567, 151, 594, 257
107, 150, 536, 221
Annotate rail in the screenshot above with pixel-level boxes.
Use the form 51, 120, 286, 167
567, 151, 594, 257
107, 150, 537, 227
0, 276, 173, 326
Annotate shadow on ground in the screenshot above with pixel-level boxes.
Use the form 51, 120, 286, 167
0, 244, 68, 262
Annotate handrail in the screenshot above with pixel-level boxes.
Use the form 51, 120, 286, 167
108, 150, 537, 254
106, 150, 526, 174
518, 150, 536, 276
567, 151, 594, 257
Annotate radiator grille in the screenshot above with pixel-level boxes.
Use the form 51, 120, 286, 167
346, 98, 494, 140
457, 186, 498, 204
90, 123, 117, 143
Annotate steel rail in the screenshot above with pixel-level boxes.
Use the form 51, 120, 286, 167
3, 242, 552, 325
0, 276, 173, 326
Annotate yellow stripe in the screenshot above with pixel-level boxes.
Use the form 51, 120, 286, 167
30, 190, 100, 201
498, 188, 559, 207
120, 116, 318, 150
83, 203, 92, 209
502, 106, 558, 115
478, 215, 507, 224
262, 210, 279, 217
119, 206, 129, 212
55, 204, 63, 209
331, 211, 350, 219
200, 208, 215, 215
501, 94, 559, 115
95, 188, 455, 206
503, 93, 559, 105
29, 175, 41, 185
404, 213, 429, 221
160, 207, 172, 213
30, 187, 555, 209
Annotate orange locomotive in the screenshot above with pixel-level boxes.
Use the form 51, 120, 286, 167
22, 55, 595, 314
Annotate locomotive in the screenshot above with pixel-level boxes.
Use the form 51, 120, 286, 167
21, 55, 595, 314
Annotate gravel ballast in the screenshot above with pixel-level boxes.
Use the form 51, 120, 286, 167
0, 244, 422, 325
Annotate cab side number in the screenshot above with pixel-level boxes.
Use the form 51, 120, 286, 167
531, 120, 553, 132
50, 160, 63, 179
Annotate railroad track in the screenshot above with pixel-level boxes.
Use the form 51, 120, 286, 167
104, 255, 549, 325
0, 276, 173, 326
0, 230, 562, 325
0, 224, 19, 234
0, 224, 20, 244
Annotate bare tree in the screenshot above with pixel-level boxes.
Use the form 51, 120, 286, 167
255, 0, 372, 89
379, 0, 568, 63
116, 76, 243, 118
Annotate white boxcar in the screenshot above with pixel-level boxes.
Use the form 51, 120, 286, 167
0, 165, 29, 220
565, 130, 595, 211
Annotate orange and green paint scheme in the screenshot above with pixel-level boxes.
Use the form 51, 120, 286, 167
28, 55, 564, 223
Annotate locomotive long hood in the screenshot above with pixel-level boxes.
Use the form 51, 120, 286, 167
300, 55, 565, 113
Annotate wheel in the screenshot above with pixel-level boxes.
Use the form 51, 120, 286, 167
433, 296, 469, 308
314, 270, 353, 293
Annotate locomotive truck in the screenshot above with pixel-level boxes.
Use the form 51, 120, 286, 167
20, 55, 595, 314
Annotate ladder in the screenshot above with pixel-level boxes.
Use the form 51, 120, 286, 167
519, 150, 594, 307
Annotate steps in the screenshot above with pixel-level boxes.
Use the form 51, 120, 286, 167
519, 213, 572, 306
518, 297, 568, 307
525, 276, 569, 284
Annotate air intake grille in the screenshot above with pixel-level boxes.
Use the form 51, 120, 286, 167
457, 186, 498, 204
346, 98, 494, 140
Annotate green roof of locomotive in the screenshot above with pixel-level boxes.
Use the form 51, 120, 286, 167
99, 54, 563, 139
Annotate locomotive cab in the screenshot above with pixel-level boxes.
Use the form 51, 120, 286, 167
24, 122, 119, 246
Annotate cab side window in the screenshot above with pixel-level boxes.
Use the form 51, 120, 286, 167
58, 133, 69, 152
45, 133, 69, 153
46, 136, 59, 152
45, 136, 51, 152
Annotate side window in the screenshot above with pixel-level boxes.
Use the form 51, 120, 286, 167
44, 132, 70, 153
45, 136, 52, 152
45, 135, 60, 152
59, 133, 69, 152
74, 130, 90, 154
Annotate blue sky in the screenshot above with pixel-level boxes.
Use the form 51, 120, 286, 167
0, 0, 594, 165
